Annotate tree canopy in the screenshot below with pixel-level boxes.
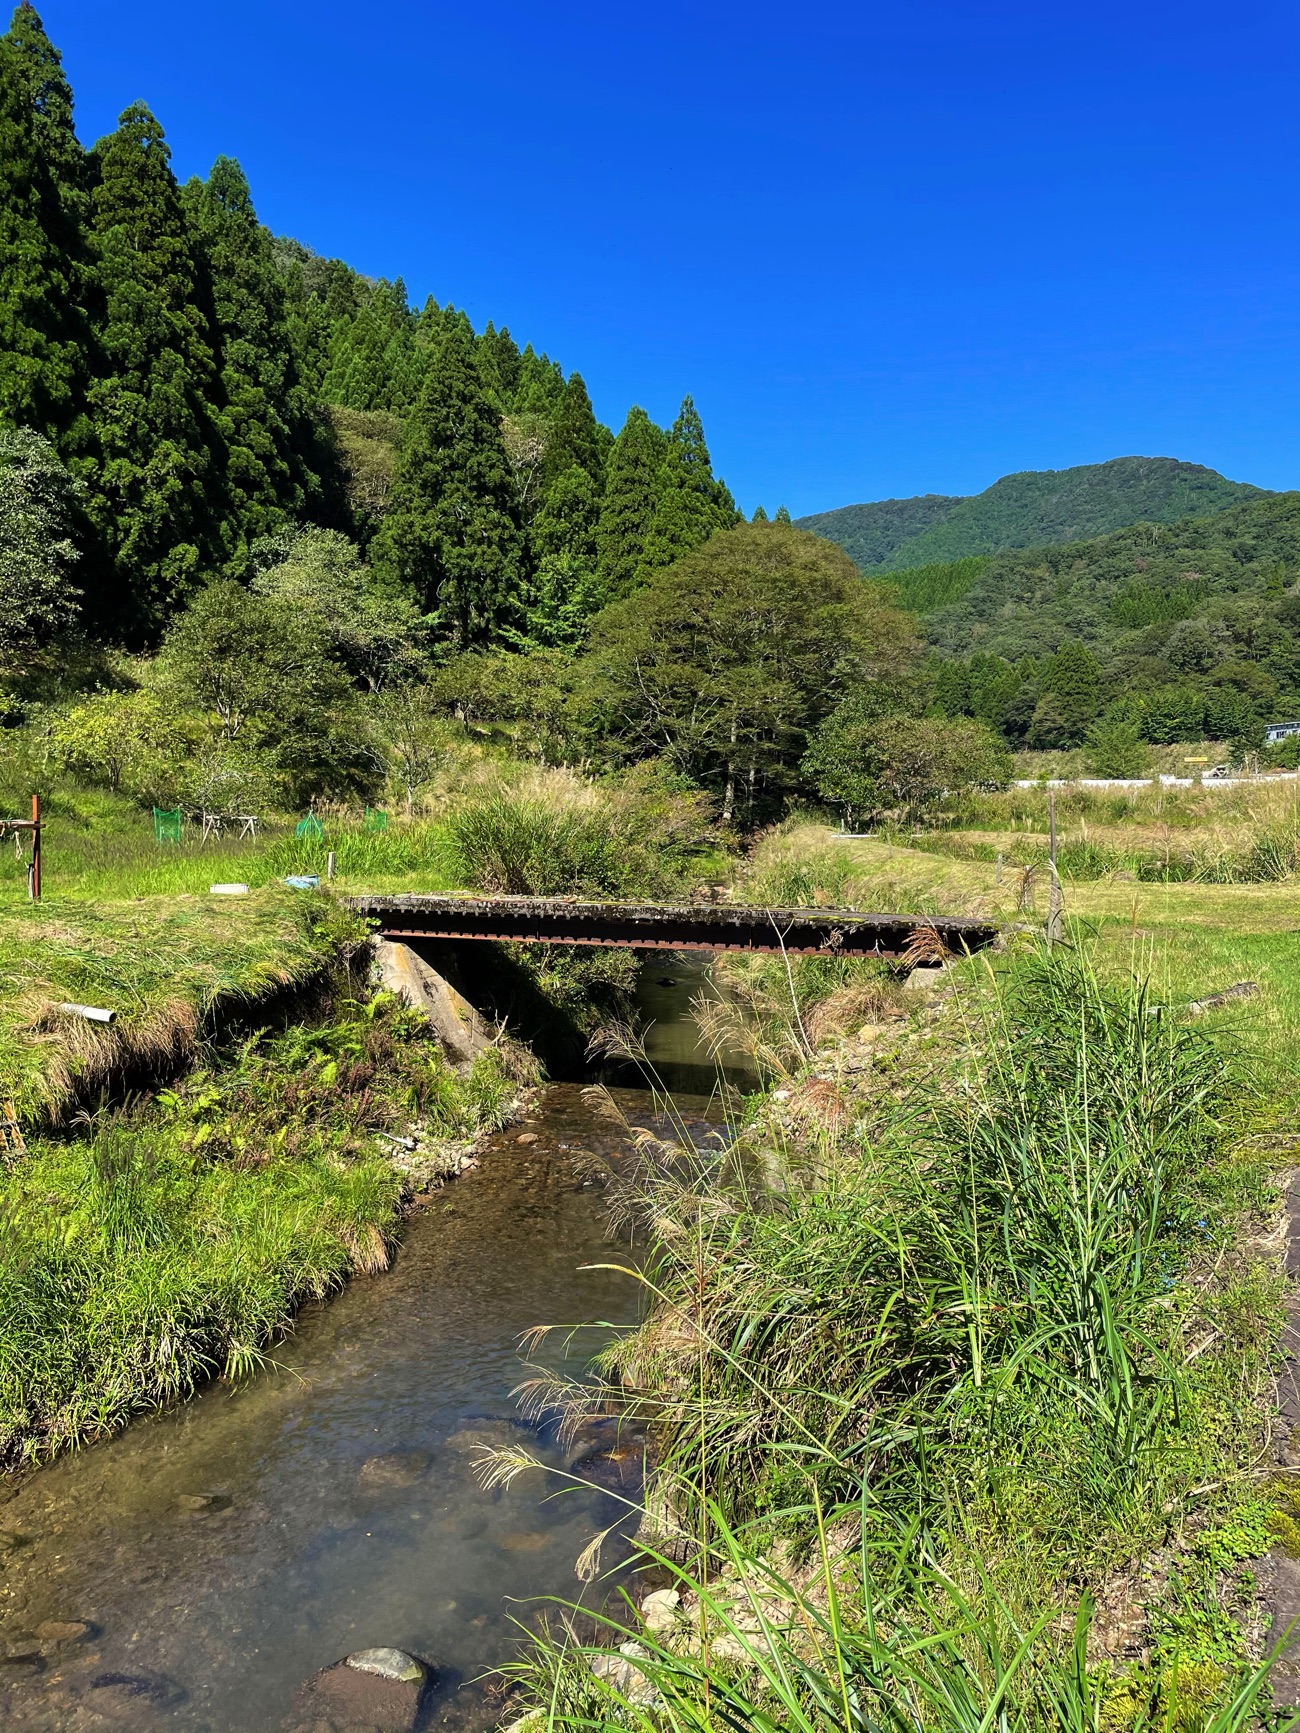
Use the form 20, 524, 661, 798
582, 524, 920, 820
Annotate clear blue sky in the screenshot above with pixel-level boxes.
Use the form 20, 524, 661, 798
35, 0, 1300, 515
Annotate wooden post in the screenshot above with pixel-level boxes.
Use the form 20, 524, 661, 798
29, 793, 40, 902
326, 850, 336, 882
1046, 791, 1064, 946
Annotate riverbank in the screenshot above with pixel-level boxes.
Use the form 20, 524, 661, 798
0, 929, 535, 1469
499, 828, 1300, 1730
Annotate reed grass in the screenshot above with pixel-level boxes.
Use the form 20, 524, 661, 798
500, 945, 1287, 1729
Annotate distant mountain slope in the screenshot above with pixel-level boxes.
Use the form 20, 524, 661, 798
798, 457, 1265, 575
925, 489, 1300, 662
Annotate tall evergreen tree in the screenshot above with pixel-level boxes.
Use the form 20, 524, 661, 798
637, 396, 737, 580
476, 321, 522, 409
372, 321, 523, 647
543, 371, 604, 490
86, 101, 227, 635
321, 278, 419, 411
0, 5, 91, 442
594, 406, 668, 601
181, 156, 317, 562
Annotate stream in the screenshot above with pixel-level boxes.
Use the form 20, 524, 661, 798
0, 956, 753, 1733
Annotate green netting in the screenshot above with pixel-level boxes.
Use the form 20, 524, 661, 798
153, 807, 183, 844
364, 808, 389, 832
294, 814, 324, 840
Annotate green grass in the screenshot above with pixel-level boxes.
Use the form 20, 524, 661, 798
0, 988, 529, 1466
497, 935, 1291, 1729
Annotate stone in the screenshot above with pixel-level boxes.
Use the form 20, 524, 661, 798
346, 1648, 426, 1684
176, 1491, 231, 1513
515, 1132, 539, 1145
35, 1618, 93, 1643
498, 1530, 551, 1553
587, 1641, 659, 1708
641, 1588, 681, 1634
358, 1452, 431, 1489
90, 1670, 186, 1708
295, 1648, 429, 1733
445, 1418, 535, 1454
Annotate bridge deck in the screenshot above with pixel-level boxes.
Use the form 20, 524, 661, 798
350, 893, 999, 959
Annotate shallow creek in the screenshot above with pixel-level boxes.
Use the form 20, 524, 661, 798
0, 957, 751, 1733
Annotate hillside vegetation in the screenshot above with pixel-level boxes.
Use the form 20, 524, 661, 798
797, 455, 1261, 573
926, 490, 1300, 753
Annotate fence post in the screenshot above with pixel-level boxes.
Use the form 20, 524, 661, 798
1046, 791, 1064, 946
29, 793, 40, 902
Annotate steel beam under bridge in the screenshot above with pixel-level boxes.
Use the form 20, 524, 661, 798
350, 895, 999, 959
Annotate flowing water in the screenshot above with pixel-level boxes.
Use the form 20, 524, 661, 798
0, 957, 752, 1733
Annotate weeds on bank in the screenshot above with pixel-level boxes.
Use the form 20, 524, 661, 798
503, 945, 1289, 1729
0, 989, 527, 1467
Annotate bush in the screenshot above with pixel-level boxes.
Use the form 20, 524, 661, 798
441, 773, 712, 900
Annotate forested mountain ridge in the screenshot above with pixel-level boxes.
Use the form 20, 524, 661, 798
798, 456, 1263, 574
927, 490, 1300, 752
0, 3, 739, 656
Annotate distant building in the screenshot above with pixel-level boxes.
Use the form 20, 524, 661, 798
1266, 720, 1300, 743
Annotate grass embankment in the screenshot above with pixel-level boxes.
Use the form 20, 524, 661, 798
0, 986, 530, 1467
0, 768, 714, 1470
495, 815, 1300, 1730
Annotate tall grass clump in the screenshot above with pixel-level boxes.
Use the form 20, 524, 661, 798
544, 951, 1272, 1567
441, 771, 714, 901
495, 948, 1284, 1731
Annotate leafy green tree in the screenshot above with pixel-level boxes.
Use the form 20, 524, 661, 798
1083, 715, 1149, 778
0, 424, 81, 672
371, 322, 524, 646
153, 580, 376, 806
0, 5, 91, 446
774, 505, 792, 526
594, 407, 668, 601
802, 711, 1011, 825
369, 680, 450, 811
180, 157, 319, 562
751, 505, 769, 524
49, 685, 177, 794
582, 524, 920, 821
1030, 638, 1100, 746
251, 526, 427, 689
85, 102, 228, 636
637, 396, 736, 580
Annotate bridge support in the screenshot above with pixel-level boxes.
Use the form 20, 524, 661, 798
371, 939, 492, 1067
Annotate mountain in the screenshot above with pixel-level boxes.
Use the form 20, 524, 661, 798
797, 457, 1266, 575
926, 489, 1300, 663
925, 490, 1300, 750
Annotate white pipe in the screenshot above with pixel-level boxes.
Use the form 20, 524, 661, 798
58, 1002, 116, 1024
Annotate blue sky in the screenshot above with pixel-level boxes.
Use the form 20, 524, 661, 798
36, 0, 1300, 515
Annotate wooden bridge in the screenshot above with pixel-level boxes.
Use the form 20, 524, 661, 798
350, 894, 999, 960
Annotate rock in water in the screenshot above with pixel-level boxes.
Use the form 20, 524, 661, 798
358, 1452, 431, 1489
35, 1618, 93, 1643
293, 1648, 429, 1732
176, 1491, 231, 1513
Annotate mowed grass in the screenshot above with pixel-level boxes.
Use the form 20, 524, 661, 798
745, 822, 1300, 1091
